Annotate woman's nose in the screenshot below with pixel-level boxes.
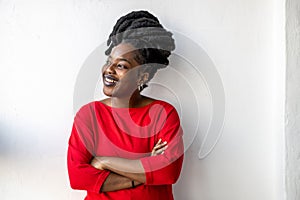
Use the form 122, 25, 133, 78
103, 63, 115, 74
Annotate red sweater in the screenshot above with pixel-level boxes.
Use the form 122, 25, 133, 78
67, 100, 184, 200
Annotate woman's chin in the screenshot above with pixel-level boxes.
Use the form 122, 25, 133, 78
103, 88, 123, 98
103, 88, 113, 97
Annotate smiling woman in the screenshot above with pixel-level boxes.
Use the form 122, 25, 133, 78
102, 43, 144, 99
67, 10, 184, 200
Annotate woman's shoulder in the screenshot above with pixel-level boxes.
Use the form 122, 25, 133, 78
146, 98, 178, 113
75, 100, 106, 116
140, 96, 173, 108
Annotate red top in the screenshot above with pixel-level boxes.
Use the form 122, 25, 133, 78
67, 100, 184, 200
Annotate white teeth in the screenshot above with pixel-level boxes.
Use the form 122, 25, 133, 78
105, 77, 116, 83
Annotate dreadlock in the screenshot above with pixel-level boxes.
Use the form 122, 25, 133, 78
105, 11, 175, 89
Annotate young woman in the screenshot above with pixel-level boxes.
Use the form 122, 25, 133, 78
67, 10, 184, 200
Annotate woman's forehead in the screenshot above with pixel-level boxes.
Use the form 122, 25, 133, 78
110, 43, 137, 59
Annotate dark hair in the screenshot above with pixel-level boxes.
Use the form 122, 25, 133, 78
105, 10, 175, 87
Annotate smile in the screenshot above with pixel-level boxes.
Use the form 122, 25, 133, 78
105, 77, 117, 83
103, 75, 118, 86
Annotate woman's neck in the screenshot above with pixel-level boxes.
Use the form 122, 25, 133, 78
110, 90, 143, 108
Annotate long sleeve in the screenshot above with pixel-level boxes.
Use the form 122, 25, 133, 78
140, 107, 184, 185
67, 105, 110, 193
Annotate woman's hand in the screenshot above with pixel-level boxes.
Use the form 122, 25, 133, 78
151, 138, 168, 156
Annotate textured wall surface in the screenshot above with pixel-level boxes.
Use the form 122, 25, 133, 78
0, 0, 286, 200
286, 0, 300, 199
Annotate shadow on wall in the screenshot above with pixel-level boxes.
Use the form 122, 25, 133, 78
73, 30, 226, 159
0, 121, 13, 157
0, 119, 41, 158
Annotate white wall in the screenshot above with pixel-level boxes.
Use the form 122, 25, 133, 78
0, 0, 286, 200
286, 0, 300, 199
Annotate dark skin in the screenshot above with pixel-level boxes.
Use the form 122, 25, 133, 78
90, 43, 168, 192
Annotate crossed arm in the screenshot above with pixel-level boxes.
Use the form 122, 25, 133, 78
68, 105, 183, 194
90, 139, 168, 192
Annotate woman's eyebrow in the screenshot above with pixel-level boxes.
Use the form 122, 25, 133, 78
118, 58, 132, 65
108, 55, 133, 65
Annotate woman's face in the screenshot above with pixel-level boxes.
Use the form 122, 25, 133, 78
102, 43, 143, 97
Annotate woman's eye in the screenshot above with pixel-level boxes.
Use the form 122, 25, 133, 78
117, 64, 127, 69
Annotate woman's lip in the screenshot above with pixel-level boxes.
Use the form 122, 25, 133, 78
103, 75, 118, 86
104, 74, 118, 81
103, 79, 116, 86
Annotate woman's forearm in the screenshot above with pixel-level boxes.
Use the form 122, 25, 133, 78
91, 140, 168, 185
93, 157, 146, 183
100, 172, 141, 192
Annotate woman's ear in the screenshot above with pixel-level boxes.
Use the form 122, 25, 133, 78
137, 72, 149, 85
141, 72, 149, 83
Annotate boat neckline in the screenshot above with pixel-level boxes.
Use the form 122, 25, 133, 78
96, 99, 162, 109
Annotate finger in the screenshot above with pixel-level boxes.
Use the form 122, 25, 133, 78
153, 144, 167, 152
154, 146, 168, 155
154, 138, 162, 146
155, 140, 167, 148
151, 149, 158, 156
151, 145, 167, 156
154, 145, 168, 153
155, 149, 164, 155
151, 139, 167, 156
153, 144, 164, 151
153, 141, 167, 150
152, 139, 162, 150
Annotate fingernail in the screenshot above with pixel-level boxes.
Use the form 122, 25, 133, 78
163, 141, 167, 144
